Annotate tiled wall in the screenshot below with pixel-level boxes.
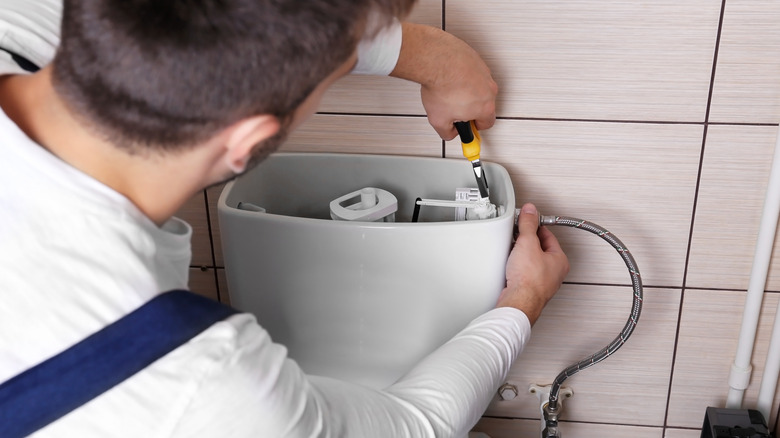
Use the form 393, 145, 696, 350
179, 0, 780, 436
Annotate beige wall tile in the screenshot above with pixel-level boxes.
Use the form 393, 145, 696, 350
188, 267, 219, 302
446, 119, 702, 286
317, 0, 441, 116
405, 0, 441, 27
281, 114, 442, 156
710, 0, 780, 123
667, 289, 780, 429
319, 76, 425, 117
472, 416, 663, 437
686, 125, 780, 290
664, 429, 703, 438
445, 0, 719, 122
174, 191, 212, 267
484, 285, 679, 427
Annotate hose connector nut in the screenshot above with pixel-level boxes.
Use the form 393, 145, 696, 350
539, 215, 557, 226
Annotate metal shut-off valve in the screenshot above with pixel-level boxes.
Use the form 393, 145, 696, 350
529, 384, 573, 438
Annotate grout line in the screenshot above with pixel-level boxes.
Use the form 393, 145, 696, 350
183, 274, 778, 294
202, 188, 222, 303
679, 119, 710, 289
185, 273, 774, 293
562, 280, 679, 290
710, 121, 780, 127
662, 290, 687, 431
439, 0, 446, 167
315, 111, 777, 129
477, 415, 538, 423
315, 111, 428, 118
501, 116, 703, 125
663, 425, 706, 436
663, 0, 728, 429
441, 0, 446, 31
702, 1, 727, 127
553, 420, 662, 430
479, 414, 665, 430
685, 286, 780, 294
316, 111, 699, 125
552, 281, 780, 295
537, 280, 780, 294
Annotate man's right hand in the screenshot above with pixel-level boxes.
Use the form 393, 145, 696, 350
496, 203, 569, 325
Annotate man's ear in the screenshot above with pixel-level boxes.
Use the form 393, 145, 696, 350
223, 115, 280, 174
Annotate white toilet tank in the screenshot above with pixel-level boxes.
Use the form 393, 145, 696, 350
218, 153, 515, 389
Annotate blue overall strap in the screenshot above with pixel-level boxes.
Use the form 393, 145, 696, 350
0, 290, 238, 438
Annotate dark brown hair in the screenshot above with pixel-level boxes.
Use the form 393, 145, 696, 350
52, 0, 415, 152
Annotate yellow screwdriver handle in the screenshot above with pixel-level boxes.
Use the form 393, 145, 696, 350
454, 120, 481, 162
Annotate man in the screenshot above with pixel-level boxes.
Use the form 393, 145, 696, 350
0, 0, 569, 436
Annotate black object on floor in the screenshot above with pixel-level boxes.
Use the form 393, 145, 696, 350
701, 407, 771, 438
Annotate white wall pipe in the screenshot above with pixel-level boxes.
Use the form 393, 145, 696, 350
758, 298, 780, 420
726, 130, 780, 409
756, 132, 780, 419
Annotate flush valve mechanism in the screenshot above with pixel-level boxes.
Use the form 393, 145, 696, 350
411, 188, 499, 223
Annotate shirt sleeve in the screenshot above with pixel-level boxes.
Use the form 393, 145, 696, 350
311, 307, 532, 437
352, 18, 403, 76
0, 0, 62, 71
176, 307, 531, 438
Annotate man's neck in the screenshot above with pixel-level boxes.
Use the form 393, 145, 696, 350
0, 66, 216, 226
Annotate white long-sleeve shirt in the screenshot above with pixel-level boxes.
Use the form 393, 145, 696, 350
0, 2, 532, 436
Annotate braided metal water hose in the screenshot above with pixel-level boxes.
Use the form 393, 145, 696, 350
538, 215, 643, 413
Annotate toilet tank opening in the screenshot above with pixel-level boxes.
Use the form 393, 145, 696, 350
221, 153, 513, 224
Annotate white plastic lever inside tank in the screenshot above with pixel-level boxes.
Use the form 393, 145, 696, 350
330, 187, 397, 222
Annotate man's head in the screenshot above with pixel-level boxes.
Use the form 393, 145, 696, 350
51, 0, 415, 163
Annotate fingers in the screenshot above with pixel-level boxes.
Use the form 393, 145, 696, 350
537, 226, 564, 254
473, 114, 496, 133
473, 88, 498, 132
433, 122, 458, 141
518, 203, 568, 274
499, 202, 569, 325
539, 225, 570, 278
471, 78, 498, 132
420, 84, 497, 141
432, 115, 496, 141
516, 203, 541, 243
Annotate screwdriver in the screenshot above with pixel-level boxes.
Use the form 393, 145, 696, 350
454, 120, 489, 199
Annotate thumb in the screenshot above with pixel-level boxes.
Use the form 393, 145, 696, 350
517, 203, 540, 238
